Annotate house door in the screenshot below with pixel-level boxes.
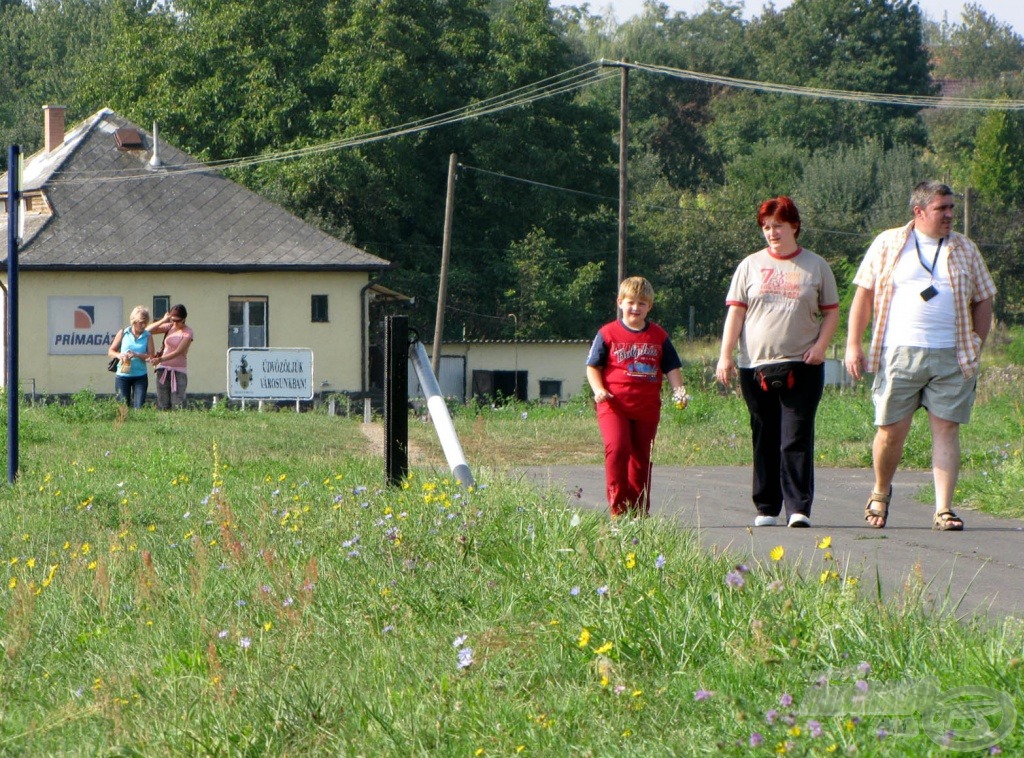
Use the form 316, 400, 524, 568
229, 297, 268, 348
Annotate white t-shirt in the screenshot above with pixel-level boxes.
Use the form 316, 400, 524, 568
882, 231, 956, 349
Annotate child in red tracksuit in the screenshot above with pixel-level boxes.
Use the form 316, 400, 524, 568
586, 277, 687, 517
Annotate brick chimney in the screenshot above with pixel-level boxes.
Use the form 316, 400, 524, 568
43, 104, 67, 153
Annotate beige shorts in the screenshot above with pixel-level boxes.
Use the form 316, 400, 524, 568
872, 346, 976, 426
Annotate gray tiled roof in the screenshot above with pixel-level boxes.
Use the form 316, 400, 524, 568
1, 109, 390, 271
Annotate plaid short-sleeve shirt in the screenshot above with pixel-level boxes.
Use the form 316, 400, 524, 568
853, 220, 997, 378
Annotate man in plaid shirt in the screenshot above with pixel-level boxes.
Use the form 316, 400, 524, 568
845, 181, 996, 532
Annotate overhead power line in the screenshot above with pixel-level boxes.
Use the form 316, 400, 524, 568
622, 60, 1024, 110
42, 58, 1024, 190
49, 64, 616, 186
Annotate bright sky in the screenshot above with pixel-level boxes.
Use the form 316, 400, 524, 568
555, 1, 1024, 37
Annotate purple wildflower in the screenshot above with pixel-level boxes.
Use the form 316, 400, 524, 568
218, 630, 228, 639
240, 637, 252, 649
780, 693, 793, 707
452, 635, 468, 648
694, 689, 714, 701
596, 585, 609, 596
725, 571, 745, 589
382, 624, 395, 634
570, 586, 580, 596
855, 679, 869, 694
457, 647, 474, 669
655, 554, 666, 570
877, 728, 888, 739
765, 709, 778, 725
857, 661, 872, 675
807, 720, 822, 738
749, 733, 763, 748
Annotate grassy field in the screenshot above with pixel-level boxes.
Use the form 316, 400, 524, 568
0, 387, 1020, 754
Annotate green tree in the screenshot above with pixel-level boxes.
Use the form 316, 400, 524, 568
504, 228, 603, 339
1, 0, 116, 168
970, 107, 1024, 208
930, 4, 1024, 80
708, 0, 934, 161
75, 0, 329, 160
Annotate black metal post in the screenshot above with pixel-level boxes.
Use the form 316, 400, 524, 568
7, 145, 21, 484
383, 315, 409, 486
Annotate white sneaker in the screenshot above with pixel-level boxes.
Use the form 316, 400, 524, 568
754, 515, 780, 527
788, 513, 811, 528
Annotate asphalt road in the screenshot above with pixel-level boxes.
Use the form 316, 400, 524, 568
522, 465, 1024, 621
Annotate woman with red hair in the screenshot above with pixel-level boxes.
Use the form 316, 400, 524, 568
715, 197, 840, 528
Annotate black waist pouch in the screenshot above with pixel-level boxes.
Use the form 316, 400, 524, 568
754, 362, 799, 391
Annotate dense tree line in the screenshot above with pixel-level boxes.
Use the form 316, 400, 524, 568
3, 0, 1024, 338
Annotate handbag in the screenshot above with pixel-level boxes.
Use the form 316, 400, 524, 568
107, 325, 129, 372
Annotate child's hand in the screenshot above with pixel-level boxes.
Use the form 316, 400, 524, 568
672, 386, 690, 410
593, 389, 612, 403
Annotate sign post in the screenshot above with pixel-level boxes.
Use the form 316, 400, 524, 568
7, 145, 21, 484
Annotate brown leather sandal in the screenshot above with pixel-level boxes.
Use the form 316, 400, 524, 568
864, 487, 892, 529
933, 510, 964, 531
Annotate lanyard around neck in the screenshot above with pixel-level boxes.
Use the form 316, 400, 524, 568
913, 232, 943, 277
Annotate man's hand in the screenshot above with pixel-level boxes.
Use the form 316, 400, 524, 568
844, 344, 865, 382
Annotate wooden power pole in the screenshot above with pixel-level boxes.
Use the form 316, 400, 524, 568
432, 153, 458, 377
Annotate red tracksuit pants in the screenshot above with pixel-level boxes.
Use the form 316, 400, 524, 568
596, 401, 661, 517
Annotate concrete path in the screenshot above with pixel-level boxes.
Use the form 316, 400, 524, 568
523, 465, 1024, 621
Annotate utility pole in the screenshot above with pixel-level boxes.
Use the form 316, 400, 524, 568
432, 153, 457, 377
962, 186, 971, 239
618, 61, 629, 288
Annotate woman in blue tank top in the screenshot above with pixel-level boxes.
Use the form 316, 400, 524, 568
108, 305, 155, 408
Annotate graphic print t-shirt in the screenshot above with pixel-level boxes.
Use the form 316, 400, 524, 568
586, 319, 681, 418
725, 248, 839, 368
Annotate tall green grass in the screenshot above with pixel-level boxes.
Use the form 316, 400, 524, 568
0, 398, 1020, 754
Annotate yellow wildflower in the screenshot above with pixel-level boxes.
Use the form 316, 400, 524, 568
769, 546, 785, 561
817, 536, 832, 549
577, 628, 591, 648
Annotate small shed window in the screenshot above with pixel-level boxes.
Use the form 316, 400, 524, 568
311, 295, 329, 323
539, 379, 562, 400
153, 296, 170, 320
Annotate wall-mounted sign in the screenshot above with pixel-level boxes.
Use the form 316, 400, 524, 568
227, 348, 314, 400
48, 296, 124, 355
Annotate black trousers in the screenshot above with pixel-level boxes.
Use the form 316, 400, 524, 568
738, 362, 825, 519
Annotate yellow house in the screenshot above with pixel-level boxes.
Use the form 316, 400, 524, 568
1, 106, 392, 402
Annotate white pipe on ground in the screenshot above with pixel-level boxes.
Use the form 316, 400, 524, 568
409, 341, 474, 488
